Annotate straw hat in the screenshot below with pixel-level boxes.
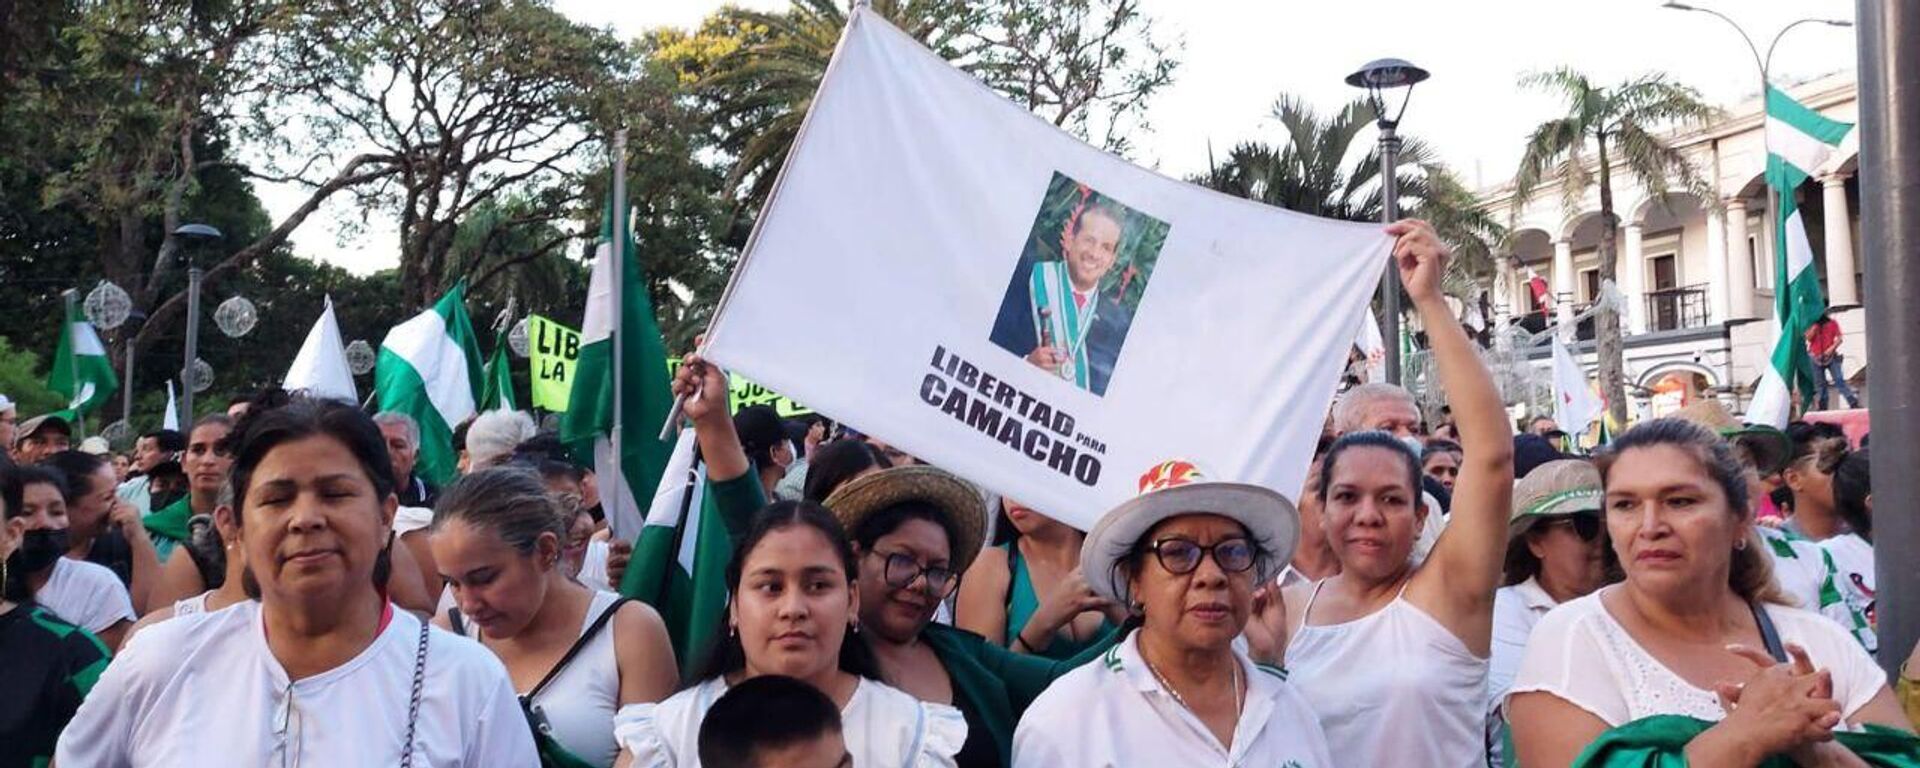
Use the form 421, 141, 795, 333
1080, 460, 1299, 604
1509, 459, 1603, 536
823, 466, 988, 576
1670, 399, 1790, 474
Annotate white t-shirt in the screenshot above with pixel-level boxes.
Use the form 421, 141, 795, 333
615, 675, 966, 767
117, 476, 153, 516
1507, 588, 1885, 727
1822, 533, 1878, 652
41, 556, 136, 634
577, 539, 612, 594
1012, 630, 1332, 768
55, 600, 537, 767
1487, 577, 1559, 712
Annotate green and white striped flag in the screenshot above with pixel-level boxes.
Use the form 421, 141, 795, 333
479, 325, 517, 412
375, 284, 485, 485
48, 299, 118, 417
557, 200, 675, 541
628, 429, 732, 676
1747, 87, 1851, 428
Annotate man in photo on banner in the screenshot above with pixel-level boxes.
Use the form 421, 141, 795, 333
991, 199, 1133, 396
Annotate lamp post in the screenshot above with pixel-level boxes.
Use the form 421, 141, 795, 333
1661, 2, 1852, 320
173, 223, 222, 424
1347, 58, 1429, 387
121, 309, 146, 425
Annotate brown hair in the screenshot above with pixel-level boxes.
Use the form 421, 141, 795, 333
1594, 418, 1791, 606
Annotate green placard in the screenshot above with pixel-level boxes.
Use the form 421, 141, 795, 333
528, 315, 581, 411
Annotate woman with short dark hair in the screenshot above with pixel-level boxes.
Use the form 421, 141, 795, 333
0, 466, 111, 768
57, 397, 536, 766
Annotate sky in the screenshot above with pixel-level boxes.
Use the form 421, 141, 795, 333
264, 0, 1861, 275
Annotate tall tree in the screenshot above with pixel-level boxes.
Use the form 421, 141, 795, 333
1197, 95, 1505, 302
1511, 68, 1714, 424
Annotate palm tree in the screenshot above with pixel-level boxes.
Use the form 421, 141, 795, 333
1511, 69, 1715, 425
1196, 95, 1506, 308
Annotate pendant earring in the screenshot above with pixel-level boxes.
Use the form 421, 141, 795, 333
729, 623, 737, 638
1734, 538, 1748, 552
850, 621, 861, 635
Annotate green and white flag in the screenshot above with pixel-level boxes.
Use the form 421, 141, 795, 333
1748, 87, 1851, 428
48, 299, 118, 417
375, 284, 484, 485
558, 200, 676, 542
628, 429, 731, 677
479, 325, 516, 412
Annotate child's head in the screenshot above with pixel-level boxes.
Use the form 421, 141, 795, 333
697, 675, 848, 768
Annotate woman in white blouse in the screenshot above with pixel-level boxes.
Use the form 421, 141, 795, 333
614, 500, 966, 767
57, 398, 536, 766
1508, 418, 1911, 766
1012, 459, 1329, 768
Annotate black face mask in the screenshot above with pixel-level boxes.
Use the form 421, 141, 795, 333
14, 528, 69, 574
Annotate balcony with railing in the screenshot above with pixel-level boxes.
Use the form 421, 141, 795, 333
1645, 284, 1710, 332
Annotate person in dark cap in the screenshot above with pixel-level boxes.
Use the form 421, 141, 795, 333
733, 405, 793, 498
1511, 433, 1568, 480
12, 414, 73, 465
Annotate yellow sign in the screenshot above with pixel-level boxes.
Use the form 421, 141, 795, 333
528, 315, 580, 411
666, 357, 813, 417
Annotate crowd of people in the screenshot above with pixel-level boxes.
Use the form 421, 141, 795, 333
0, 219, 1911, 767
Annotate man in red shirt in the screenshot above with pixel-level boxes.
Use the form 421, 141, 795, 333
1804, 311, 1860, 409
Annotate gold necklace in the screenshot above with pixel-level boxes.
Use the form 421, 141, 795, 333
1142, 649, 1241, 717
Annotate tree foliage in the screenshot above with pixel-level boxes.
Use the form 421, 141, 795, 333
1511, 68, 1715, 423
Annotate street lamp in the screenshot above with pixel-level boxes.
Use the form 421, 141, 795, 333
173, 223, 222, 424
1347, 58, 1430, 386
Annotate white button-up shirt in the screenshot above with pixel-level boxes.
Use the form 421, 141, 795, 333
1013, 630, 1332, 768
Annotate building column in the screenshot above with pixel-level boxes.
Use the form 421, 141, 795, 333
1726, 199, 1756, 318
1822, 173, 1859, 306
1620, 223, 1645, 333
1553, 238, 1576, 327
1706, 204, 1729, 323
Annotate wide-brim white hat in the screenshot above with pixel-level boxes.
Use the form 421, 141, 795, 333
1080, 460, 1299, 604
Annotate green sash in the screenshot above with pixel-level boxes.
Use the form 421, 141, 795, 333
1028, 261, 1095, 390
142, 496, 192, 562
1570, 715, 1920, 767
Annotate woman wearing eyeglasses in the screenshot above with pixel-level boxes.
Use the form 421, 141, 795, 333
1484, 459, 1610, 766
56, 398, 536, 766
662, 357, 1117, 768
1012, 460, 1328, 767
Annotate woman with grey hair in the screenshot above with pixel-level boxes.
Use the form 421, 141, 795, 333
433, 467, 678, 767
465, 410, 537, 471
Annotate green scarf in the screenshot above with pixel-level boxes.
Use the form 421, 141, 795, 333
142, 495, 193, 545
1571, 714, 1920, 767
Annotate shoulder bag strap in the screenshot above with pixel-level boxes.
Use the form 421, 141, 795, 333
526, 597, 629, 702
1750, 600, 1789, 663
399, 618, 432, 768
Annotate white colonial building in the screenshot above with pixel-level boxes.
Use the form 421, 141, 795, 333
1477, 72, 1865, 420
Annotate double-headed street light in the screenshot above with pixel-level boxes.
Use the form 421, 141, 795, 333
1347, 58, 1429, 386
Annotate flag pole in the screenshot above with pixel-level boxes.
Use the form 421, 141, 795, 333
610, 127, 630, 542
62, 289, 85, 434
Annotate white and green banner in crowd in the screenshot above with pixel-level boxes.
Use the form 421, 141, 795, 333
1747, 87, 1851, 428
374, 283, 485, 485
49, 298, 118, 418
480, 323, 517, 412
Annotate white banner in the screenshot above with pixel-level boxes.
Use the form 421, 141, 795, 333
702, 9, 1388, 531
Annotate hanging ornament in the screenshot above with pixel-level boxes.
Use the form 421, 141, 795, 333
214, 296, 258, 337
346, 340, 377, 375
509, 317, 531, 357
84, 281, 133, 330
100, 420, 133, 450
188, 358, 214, 393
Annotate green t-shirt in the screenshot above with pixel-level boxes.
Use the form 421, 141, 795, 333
0, 603, 111, 767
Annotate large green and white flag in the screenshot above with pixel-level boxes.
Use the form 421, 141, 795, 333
479, 325, 517, 412
558, 201, 676, 542
1748, 87, 1851, 428
48, 300, 118, 417
628, 429, 731, 677
375, 284, 485, 485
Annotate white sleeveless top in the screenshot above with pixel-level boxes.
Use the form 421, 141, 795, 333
1286, 580, 1489, 768
458, 589, 625, 768
172, 591, 213, 617
615, 676, 967, 767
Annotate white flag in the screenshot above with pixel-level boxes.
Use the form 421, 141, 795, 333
284, 297, 358, 403
1552, 339, 1604, 438
1353, 309, 1387, 384
164, 380, 180, 431
699, 9, 1388, 531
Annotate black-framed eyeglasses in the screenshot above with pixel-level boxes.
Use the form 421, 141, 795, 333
873, 551, 957, 597
1146, 537, 1257, 575
1542, 515, 1602, 542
